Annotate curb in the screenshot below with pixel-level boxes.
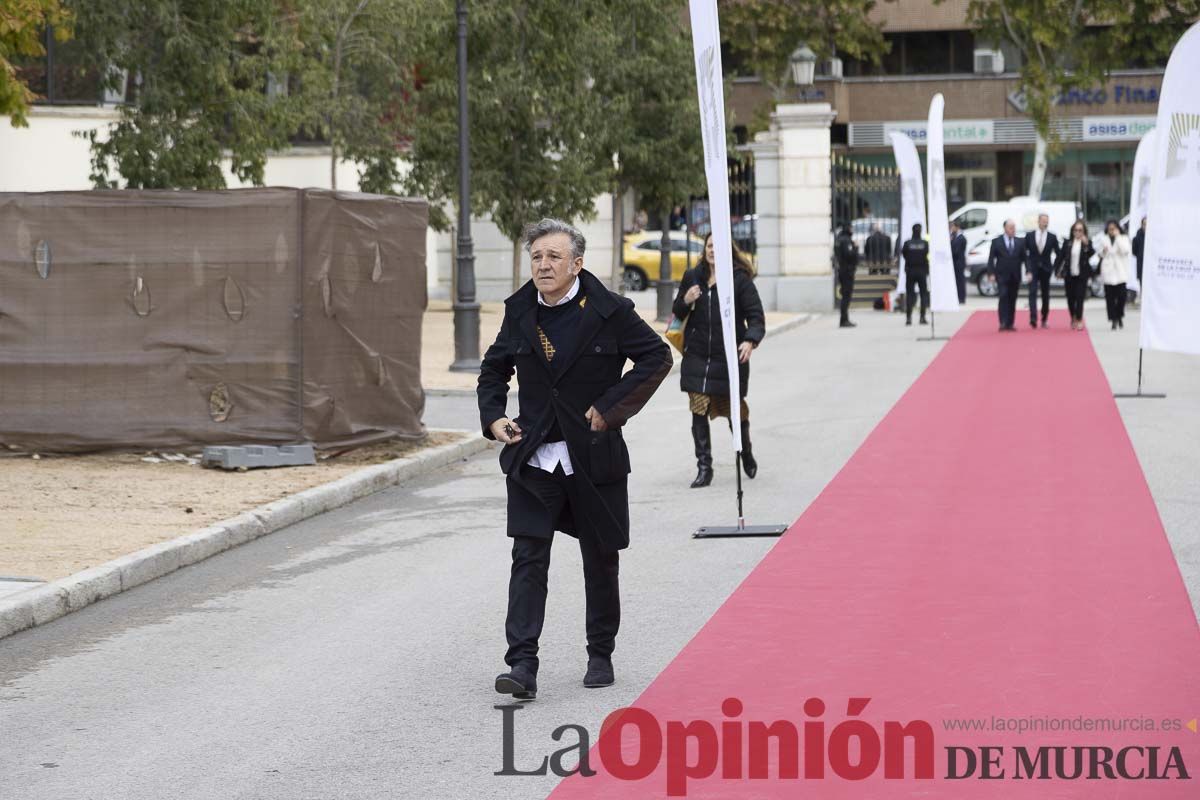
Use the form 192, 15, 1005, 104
0, 430, 493, 642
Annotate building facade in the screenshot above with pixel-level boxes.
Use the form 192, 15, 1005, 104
728, 0, 1163, 227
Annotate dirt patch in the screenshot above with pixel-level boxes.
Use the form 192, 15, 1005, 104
0, 431, 470, 582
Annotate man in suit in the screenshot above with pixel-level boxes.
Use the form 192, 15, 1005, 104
900, 223, 930, 326
949, 221, 968, 304
1023, 213, 1061, 328
478, 218, 672, 701
987, 219, 1027, 331
864, 223, 893, 275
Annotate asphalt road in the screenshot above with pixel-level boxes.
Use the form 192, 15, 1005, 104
2, 297, 1197, 800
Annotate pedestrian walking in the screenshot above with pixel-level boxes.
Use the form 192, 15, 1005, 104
478, 218, 672, 701
950, 221, 968, 304
1097, 219, 1132, 330
987, 219, 1027, 332
900, 223, 930, 326
1023, 213, 1061, 329
1132, 216, 1147, 285
672, 234, 765, 489
834, 223, 859, 328
1054, 220, 1095, 331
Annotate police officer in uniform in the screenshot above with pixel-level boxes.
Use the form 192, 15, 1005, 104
900, 223, 930, 326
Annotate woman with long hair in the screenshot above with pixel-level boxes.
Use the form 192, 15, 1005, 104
1055, 219, 1096, 331
1097, 218, 1132, 330
671, 234, 765, 488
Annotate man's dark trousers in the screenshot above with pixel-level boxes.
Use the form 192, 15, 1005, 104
998, 273, 1020, 328
905, 271, 929, 320
838, 266, 856, 322
1028, 269, 1052, 325
505, 464, 620, 674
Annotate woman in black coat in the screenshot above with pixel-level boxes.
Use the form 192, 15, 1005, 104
671, 234, 766, 488
1054, 219, 1096, 331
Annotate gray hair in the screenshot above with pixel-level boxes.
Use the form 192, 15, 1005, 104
521, 218, 586, 259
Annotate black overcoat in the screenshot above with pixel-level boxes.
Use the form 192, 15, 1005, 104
477, 269, 672, 552
671, 265, 765, 398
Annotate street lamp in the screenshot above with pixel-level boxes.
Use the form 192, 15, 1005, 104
790, 45, 817, 88
449, 0, 480, 372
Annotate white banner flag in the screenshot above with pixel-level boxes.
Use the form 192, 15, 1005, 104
689, 0, 742, 451
926, 94, 959, 312
889, 131, 925, 305
1127, 127, 1156, 292
1140, 20, 1200, 355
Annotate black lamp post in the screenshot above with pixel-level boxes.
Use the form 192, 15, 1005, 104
449, 0, 481, 372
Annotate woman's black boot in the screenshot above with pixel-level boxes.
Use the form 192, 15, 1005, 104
740, 419, 758, 479
690, 414, 713, 488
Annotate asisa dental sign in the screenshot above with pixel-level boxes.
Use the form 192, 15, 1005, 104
496, 698, 1193, 797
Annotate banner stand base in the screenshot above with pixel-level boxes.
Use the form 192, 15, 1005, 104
917, 335, 950, 341
694, 523, 788, 539
1114, 350, 1166, 399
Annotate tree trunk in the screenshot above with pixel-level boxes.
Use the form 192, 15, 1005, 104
512, 237, 522, 293
611, 188, 623, 292
656, 210, 673, 321
1028, 133, 1048, 201
330, 144, 338, 191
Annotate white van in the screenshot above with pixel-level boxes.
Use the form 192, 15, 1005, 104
949, 197, 1082, 244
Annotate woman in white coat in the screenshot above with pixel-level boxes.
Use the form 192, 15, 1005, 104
1097, 219, 1132, 330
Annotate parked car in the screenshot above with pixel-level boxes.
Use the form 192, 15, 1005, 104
621, 230, 705, 291
949, 198, 1081, 247
850, 217, 899, 254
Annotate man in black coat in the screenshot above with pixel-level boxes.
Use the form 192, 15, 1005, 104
900, 223, 930, 326
950, 221, 968, 304
1132, 216, 1146, 285
478, 218, 672, 701
834, 223, 859, 328
987, 219, 1027, 331
864, 223, 893, 274
1023, 213, 1061, 328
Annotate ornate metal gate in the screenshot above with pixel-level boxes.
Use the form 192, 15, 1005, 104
831, 154, 901, 309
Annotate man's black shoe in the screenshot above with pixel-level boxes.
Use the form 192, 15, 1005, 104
1030, 318, 1038, 329
495, 665, 537, 700
839, 319, 856, 328
583, 658, 615, 688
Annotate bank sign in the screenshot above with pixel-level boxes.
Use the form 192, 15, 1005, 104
1082, 115, 1156, 142
882, 120, 994, 146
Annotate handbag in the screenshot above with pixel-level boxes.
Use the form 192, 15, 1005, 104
665, 313, 687, 354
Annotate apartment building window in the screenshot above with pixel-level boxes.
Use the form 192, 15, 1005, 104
844, 30, 976, 77
11, 27, 104, 105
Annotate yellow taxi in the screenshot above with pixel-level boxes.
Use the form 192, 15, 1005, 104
621, 230, 706, 291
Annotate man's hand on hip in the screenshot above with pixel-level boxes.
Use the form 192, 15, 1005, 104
585, 407, 608, 432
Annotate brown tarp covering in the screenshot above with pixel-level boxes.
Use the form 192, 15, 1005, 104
0, 188, 428, 452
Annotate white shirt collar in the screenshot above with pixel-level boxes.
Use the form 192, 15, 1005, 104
537, 275, 580, 307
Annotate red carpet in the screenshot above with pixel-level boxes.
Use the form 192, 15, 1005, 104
550, 310, 1200, 798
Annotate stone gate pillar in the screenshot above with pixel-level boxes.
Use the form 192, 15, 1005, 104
748, 103, 837, 312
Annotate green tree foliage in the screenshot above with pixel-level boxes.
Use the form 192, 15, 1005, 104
71, 0, 297, 189
404, 1, 614, 288
1, 0, 71, 126
961, 0, 1200, 147
287, 0, 420, 192
591, 0, 706, 289
721, 0, 889, 101
595, 1, 705, 222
